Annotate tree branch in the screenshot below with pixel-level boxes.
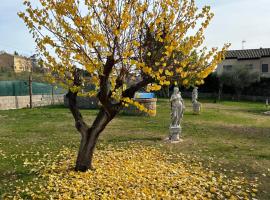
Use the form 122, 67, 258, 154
66, 69, 89, 135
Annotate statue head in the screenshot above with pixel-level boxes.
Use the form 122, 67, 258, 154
173, 87, 179, 94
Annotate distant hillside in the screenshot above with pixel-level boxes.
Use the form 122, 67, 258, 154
0, 69, 47, 82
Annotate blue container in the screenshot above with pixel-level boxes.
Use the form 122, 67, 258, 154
134, 92, 155, 99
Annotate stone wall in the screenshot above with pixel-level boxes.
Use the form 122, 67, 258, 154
0, 94, 64, 110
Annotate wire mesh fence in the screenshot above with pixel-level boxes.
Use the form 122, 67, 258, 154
0, 80, 66, 96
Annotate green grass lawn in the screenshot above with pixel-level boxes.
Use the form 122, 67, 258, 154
0, 99, 269, 199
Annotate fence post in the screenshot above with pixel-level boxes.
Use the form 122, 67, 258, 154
29, 71, 33, 108
51, 85, 54, 105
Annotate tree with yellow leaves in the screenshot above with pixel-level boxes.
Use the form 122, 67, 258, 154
19, 0, 229, 172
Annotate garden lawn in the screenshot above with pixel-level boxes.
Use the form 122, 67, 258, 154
0, 99, 269, 199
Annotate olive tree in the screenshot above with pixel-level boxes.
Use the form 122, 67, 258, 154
218, 65, 260, 100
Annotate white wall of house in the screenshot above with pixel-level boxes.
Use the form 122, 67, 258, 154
217, 57, 270, 78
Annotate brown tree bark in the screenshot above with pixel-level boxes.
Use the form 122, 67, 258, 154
66, 89, 117, 172
75, 107, 116, 172
66, 69, 151, 172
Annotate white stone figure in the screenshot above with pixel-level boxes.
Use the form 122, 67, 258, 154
168, 87, 185, 143
192, 87, 201, 114
263, 98, 270, 115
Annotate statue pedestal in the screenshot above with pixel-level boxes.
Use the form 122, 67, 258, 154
193, 102, 201, 114
169, 126, 181, 142
263, 111, 270, 115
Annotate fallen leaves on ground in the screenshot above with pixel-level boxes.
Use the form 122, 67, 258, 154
3, 144, 258, 199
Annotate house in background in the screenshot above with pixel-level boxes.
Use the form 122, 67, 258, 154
0, 52, 33, 73
216, 48, 270, 78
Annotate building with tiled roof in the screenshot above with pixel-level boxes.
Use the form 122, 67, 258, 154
0, 52, 33, 73
216, 48, 270, 77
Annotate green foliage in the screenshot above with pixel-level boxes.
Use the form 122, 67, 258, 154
0, 70, 46, 82
218, 65, 260, 90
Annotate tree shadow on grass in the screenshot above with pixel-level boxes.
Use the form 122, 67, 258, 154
1, 170, 35, 181
246, 108, 270, 115
103, 136, 163, 143
0, 170, 36, 196
184, 112, 200, 116
37, 104, 66, 109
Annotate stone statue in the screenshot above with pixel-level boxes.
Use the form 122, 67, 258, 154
192, 87, 201, 114
168, 87, 185, 142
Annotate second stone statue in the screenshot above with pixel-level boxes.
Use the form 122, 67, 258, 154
192, 87, 201, 114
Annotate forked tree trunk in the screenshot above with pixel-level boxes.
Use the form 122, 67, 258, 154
75, 108, 114, 172
66, 89, 117, 172
66, 68, 150, 172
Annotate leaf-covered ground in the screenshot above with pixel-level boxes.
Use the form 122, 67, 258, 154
3, 144, 259, 199
1, 99, 269, 199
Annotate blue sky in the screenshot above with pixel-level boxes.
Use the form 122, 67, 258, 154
1, 0, 270, 56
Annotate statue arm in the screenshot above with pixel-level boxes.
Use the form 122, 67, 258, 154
181, 99, 185, 109
170, 95, 178, 102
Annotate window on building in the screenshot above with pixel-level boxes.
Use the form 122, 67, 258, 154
262, 64, 269, 73
223, 65, 232, 71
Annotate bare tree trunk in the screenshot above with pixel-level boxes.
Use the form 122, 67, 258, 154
167, 86, 170, 98
160, 86, 170, 98
218, 83, 223, 101
75, 108, 114, 172
236, 90, 242, 101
